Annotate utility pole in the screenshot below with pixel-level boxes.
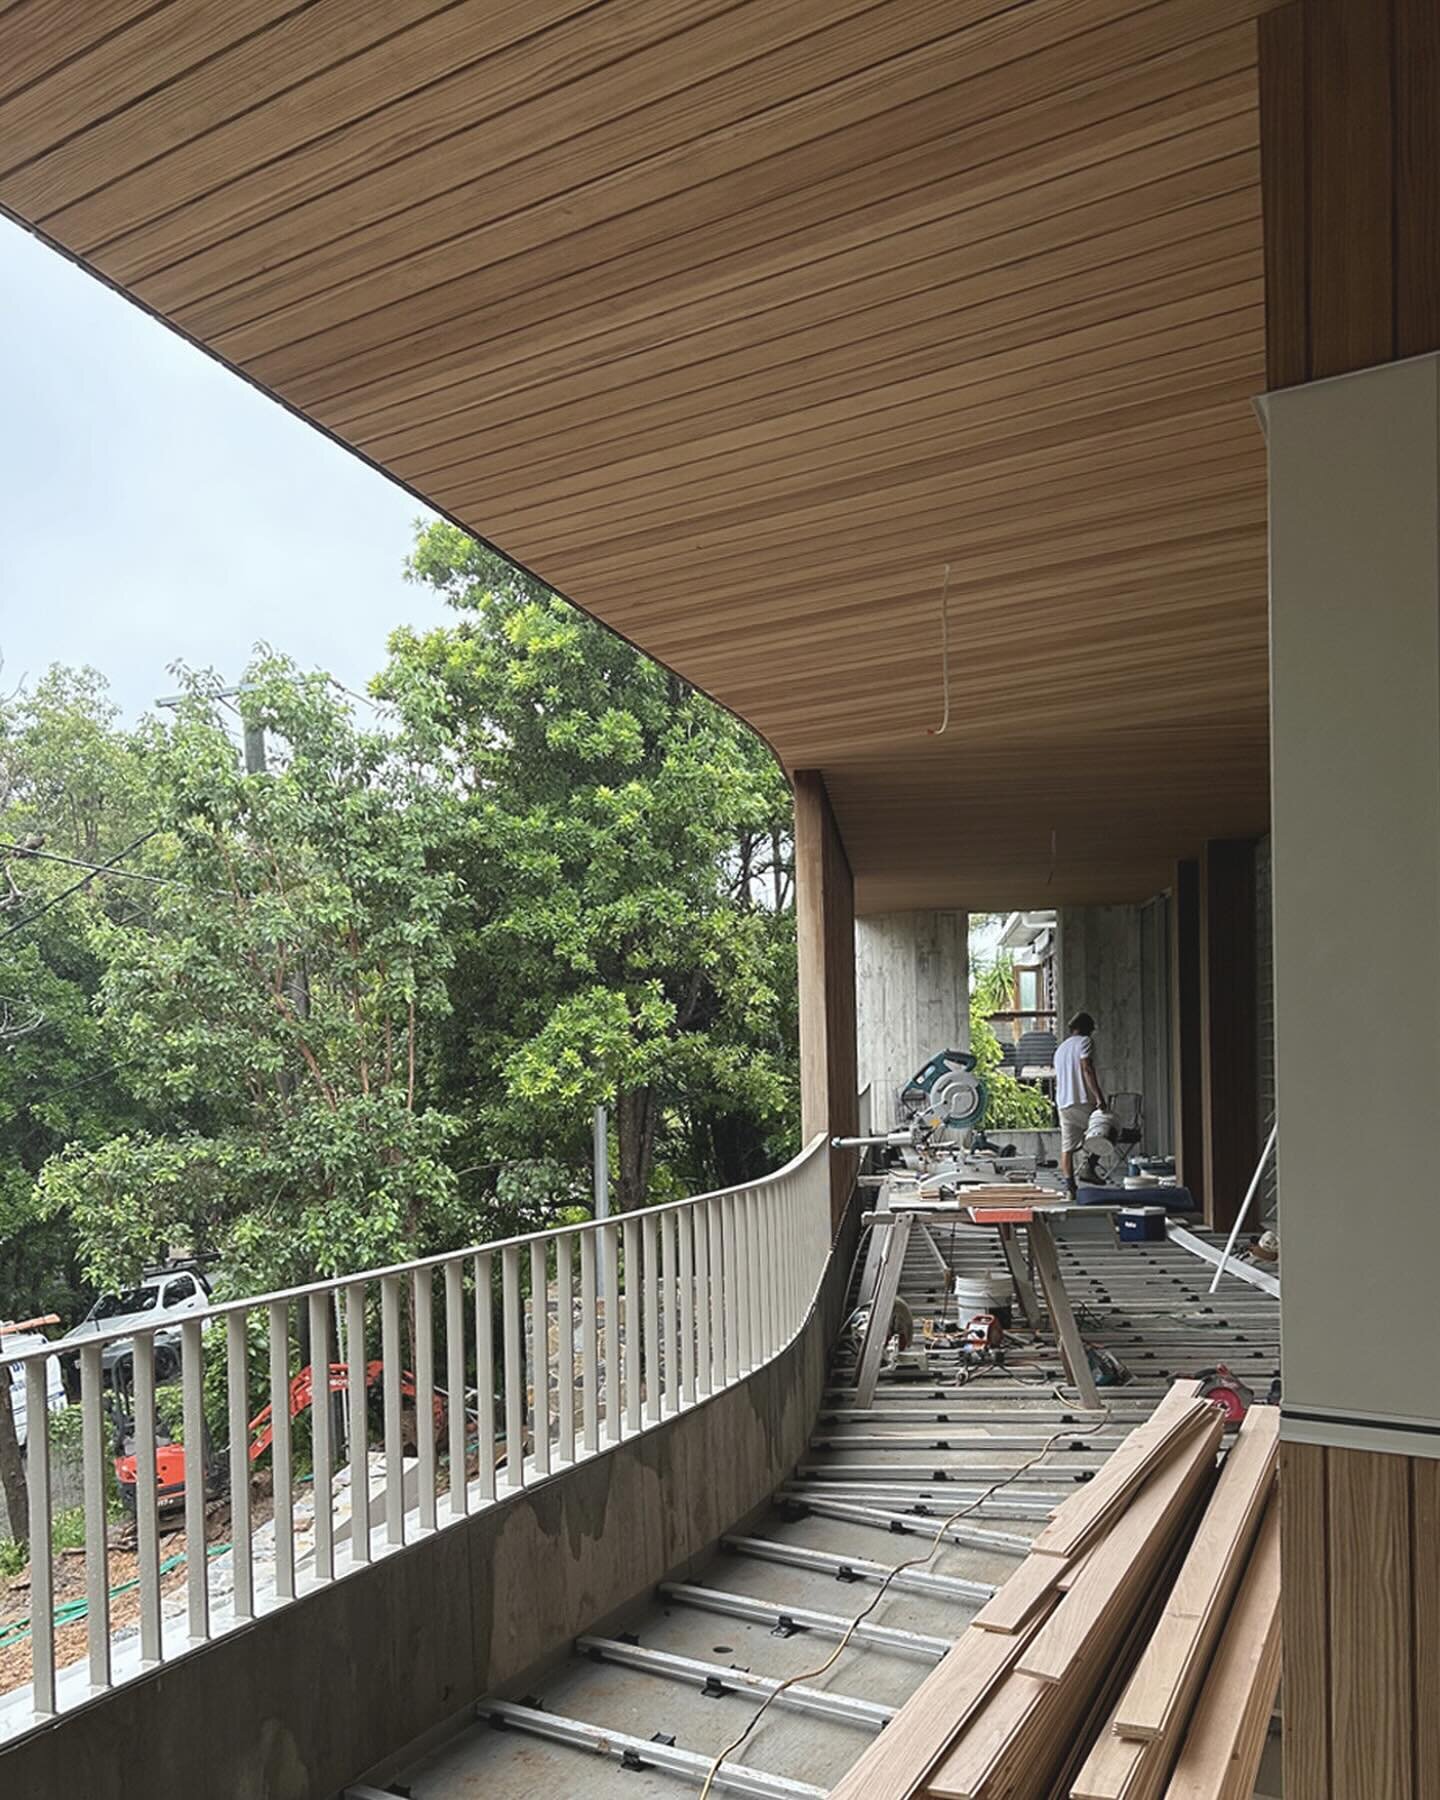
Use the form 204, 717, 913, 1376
242, 722, 266, 776
156, 685, 266, 773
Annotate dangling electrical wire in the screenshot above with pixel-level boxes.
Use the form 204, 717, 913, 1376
926, 563, 953, 738
695, 1403, 1111, 1798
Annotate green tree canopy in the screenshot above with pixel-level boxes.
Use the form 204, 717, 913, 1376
37, 656, 466, 1292
380, 525, 796, 1213
0, 667, 157, 1322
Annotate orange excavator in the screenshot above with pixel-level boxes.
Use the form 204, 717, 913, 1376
113, 1361, 448, 1511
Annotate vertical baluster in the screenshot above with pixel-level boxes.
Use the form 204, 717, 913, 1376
777, 1185, 788, 1334
308, 1292, 334, 1582
707, 1200, 724, 1390
530, 1240, 551, 1477
753, 1192, 767, 1361
752, 1192, 765, 1361
502, 1245, 524, 1491
413, 1269, 437, 1531
789, 1180, 800, 1326
380, 1276, 404, 1545
794, 1177, 805, 1320
744, 1192, 761, 1367
623, 1217, 642, 1434
181, 1318, 208, 1639
269, 1300, 296, 1591
225, 1310, 256, 1611
445, 1260, 467, 1520
603, 1225, 622, 1443
695, 1204, 712, 1396
803, 1174, 813, 1311
661, 1211, 679, 1414
25, 1359, 55, 1716
763, 1190, 778, 1355
642, 1212, 660, 1425
345, 1283, 370, 1565
722, 1195, 739, 1383
475, 1252, 496, 1504
79, 1342, 110, 1691
132, 1332, 162, 1663
556, 1233, 575, 1463
758, 1190, 773, 1356
580, 1231, 600, 1454
679, 1209, 696, 1406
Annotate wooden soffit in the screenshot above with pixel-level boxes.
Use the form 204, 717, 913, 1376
0, 0, 1280, 909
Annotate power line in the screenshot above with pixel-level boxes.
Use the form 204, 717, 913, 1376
0, 828, 163, 947
1, 840, 184, 888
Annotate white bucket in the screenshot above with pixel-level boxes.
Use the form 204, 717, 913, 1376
953, 1271, 1015, 1318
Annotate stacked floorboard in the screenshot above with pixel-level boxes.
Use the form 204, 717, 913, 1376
831, 1383, 1280, 1800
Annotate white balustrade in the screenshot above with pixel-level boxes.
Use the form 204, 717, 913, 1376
0, 1135, 831, 1742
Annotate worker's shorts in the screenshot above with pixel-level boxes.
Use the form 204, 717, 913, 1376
1059, 1105, 1090, 1153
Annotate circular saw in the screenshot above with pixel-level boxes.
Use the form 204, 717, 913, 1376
900, 1050, 987, 1139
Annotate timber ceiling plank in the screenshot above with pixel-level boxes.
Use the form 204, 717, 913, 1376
188, 10, 1257, 356
329, 152, 1262, 448
0, 0, 165, 109
0, 0, 1279, 906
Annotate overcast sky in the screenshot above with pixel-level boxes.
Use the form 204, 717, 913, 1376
0, 216, 449, 723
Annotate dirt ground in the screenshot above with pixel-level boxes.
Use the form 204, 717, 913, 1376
0, 1491, 261, 1699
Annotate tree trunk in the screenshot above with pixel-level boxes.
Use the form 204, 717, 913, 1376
614, 1086, 658, 1214
0, 1374, 30, 1547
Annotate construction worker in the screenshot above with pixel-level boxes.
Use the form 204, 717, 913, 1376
1055, 1010, 1107, 1196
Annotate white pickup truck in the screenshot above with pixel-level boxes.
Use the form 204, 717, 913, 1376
56, 1265, 214, 1382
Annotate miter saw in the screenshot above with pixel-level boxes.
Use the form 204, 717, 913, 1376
899, 1050, 988, 1141
832, 1049, 988, 1173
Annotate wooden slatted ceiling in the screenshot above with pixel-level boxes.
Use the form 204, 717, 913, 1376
0, 0, 1277, 908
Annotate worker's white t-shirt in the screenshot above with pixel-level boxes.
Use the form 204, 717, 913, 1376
1055, 1034, 1092, 1109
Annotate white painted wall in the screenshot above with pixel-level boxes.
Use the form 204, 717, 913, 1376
855, 911, 968, 1130
1267, 352, 1440, 1458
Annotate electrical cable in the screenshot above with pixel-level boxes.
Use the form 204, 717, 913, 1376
1, 839, 184, 888
695, 1401, 1111, 1799
925, 564, 953, 738
0, 828, 163, 946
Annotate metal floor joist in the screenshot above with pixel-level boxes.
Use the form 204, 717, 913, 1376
349, 1205, 1282, 1798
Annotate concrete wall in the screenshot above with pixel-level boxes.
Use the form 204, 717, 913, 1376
855, 910, 968, 1130
1058, 901, 1173, 1154
1056, 906, 1145, 1097
1, 1203, 863, 1800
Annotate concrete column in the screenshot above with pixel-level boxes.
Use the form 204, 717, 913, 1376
1056, 907, 1145, 1098
1267, 352, 1440, 1796
854, 911, 967, 1131
794, 771, 857, 1227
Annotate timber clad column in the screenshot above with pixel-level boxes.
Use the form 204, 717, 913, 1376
1261, 5, 1440, 1793
793, 771, 858, 1228
1197, 840, 1259, 1231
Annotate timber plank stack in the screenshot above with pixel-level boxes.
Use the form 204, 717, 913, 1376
828, 1383, 1281, 1800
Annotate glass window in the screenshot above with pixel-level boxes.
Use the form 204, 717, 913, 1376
94, 1286, 160, 1320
